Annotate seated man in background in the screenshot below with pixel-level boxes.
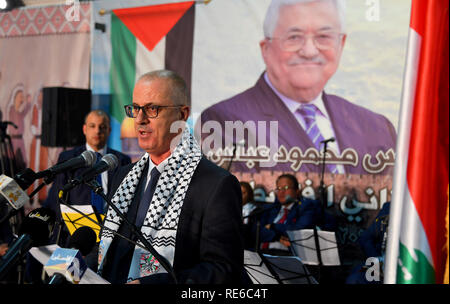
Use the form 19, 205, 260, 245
257, 173, 320, 256
346, 202, 390, 284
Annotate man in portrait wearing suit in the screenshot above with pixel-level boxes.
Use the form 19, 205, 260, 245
43, 110, 131, 245
198, 0, 397, 175
97, 70, 244, 284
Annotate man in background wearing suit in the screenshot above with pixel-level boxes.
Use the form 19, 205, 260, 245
43, 110, 131, 245
198, 0, 397, 175
97, 70, 243, 284
258, 174, 320, 255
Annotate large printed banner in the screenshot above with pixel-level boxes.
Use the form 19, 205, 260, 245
0, 3, 91, 206
91, 0, 410, 266
193, 0, 410, 266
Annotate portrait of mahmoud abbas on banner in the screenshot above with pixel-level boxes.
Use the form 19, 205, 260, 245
198, 0, 397, 176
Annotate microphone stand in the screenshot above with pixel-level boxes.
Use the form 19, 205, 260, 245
57, 199, 145, 252
226, 143, 237, 172
85, 180, 178, 284
242, 204, 279, 253
319, 140, 330, 228
312, 140, 332, 283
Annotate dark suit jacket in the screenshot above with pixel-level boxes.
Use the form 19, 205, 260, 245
43, 145, 131, 243
102, 156, 244, 284
198, 73, 397, 175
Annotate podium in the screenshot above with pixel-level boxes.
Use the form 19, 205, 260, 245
244, 250, 317, 284
29, 244, 109, 284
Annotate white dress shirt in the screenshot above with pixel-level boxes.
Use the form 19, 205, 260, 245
144, 153, 169, 191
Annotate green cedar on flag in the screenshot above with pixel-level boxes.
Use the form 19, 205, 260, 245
384, 0, 449, 284
108, 1, 195, 151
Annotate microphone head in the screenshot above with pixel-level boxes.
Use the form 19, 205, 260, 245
237, 139, 246, 146
19, 207, 56, 246
320, 137, 335, 144
67, 226, 97, 256
102, 154, 119, 171
13, 168, 37, 190
81, 150, 97, 167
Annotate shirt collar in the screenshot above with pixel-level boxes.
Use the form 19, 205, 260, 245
86, 144, 107, 157
263, 72, 329, 119
283, 202, 295, 210
145, 152, 169, 175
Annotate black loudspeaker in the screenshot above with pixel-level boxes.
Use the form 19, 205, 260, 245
41, 87, 91, 147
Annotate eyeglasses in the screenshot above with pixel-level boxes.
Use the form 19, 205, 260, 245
124, 103, 183, 118
268, 31, 345, 52
274, 185, 295, 192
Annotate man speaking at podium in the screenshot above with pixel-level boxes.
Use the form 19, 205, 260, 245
97, 70, 243, 284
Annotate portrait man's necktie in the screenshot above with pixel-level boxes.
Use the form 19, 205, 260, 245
297, 104, 338, 174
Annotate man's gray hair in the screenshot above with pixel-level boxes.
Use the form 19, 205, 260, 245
137, 70, 190, 107
263, 0, 346, 38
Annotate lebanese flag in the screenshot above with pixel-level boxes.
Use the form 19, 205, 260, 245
384, 0, 449, 284
108, 1, 195, 150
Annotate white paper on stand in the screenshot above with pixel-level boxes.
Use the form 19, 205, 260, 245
287, 229, 341, 266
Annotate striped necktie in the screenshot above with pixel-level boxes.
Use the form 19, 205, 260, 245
297, 104, 338, 174
278, 206, 289, 224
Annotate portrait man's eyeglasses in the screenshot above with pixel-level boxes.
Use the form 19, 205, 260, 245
124, 103, 183, 118
268, 31, 345, 52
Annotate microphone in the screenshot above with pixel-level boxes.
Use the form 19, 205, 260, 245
35, 150, 97, 179
67, 226, 97, 257
0, 174, 30, 213
12, 168, 38, 191
61, 154, 119, 193
320, 137, 335, 144
0, 151, 97, 220
236, 139, 246, 147
0, 208, 56, 280
45, 226, 96, 284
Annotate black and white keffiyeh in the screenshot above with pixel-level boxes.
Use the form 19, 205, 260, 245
97, 127, 202, 281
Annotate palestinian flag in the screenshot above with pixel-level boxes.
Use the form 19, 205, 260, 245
107, 1, 195, 151
384, 0, 449, 284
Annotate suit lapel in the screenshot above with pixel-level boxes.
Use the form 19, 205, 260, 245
323, 93, 350, 151
255, 74, 311, 148
323, 93, 363, 174
254, 75, 324, 172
